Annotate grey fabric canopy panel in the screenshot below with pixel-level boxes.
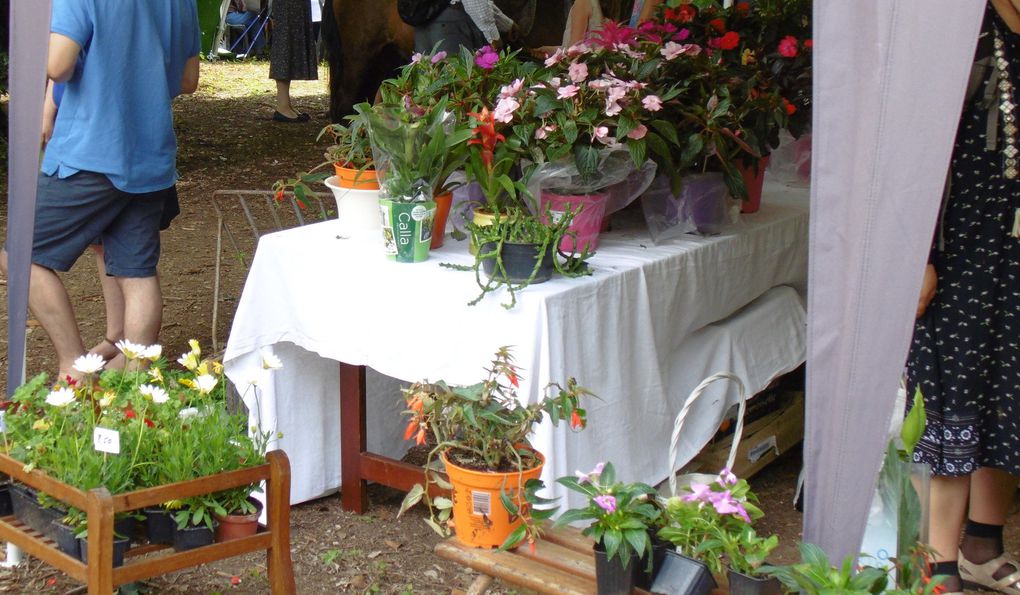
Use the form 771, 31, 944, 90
3, 0, 989, 563
805, 0, 984, 561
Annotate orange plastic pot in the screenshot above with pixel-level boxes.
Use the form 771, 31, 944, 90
441, 450, 545, 549
333, 163, 379, 190
431, 192, 453, 249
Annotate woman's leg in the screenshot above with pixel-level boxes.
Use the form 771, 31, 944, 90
961, 467, 1020, 582
929, 474, 970, 592
275, 79, 298, 118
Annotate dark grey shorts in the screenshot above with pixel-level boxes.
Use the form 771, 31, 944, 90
32, 171, 171, 277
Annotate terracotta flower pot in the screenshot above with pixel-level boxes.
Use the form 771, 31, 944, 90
431, 191, 453, 249
441, 450, 544, 549
214, 498, 263, 542
736, 155, 770, 214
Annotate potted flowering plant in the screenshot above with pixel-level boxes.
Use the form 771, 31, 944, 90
397, 347, 592, 550
659, 468, 779, 593
555, 462, 660, 595
355, 96, 472, 262
526, 25, 684, 251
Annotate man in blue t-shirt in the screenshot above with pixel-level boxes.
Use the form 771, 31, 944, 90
0, 0, 200, 379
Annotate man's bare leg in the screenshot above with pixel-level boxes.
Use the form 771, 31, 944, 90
117, 276, 162, 347
0, 250, 86, 380
88, 245, 124, 361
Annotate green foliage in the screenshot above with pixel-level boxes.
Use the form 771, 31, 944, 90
555, 462, 660, 568
441, 207, 592, 309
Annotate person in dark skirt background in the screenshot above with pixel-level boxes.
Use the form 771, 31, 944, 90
908, 1, 1020, 593
269, 0, 317, 122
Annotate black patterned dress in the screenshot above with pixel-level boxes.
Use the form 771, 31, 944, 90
906, 7, 1020, 478
269, 0, 318, 81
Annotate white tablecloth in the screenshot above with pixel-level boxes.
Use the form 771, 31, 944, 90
224, 183, 809, 506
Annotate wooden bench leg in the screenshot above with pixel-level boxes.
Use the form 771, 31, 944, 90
266, 451, 296, 594
467, 575, 494, 595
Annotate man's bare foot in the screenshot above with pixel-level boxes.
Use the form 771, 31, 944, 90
89, 337, 120, 362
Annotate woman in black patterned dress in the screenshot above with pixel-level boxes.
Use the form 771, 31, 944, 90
908, 1, 1020, 592
269, 0, 318, 121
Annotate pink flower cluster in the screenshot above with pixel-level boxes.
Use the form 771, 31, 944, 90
681, 468, 751, 523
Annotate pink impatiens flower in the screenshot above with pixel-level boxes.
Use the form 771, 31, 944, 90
410, 52, 424, 64
557, 84, 580, 99
499, 78, 524, 99
544, 48, 565, 66
568, 61, 589, 83
593, 494, 617, 513
431, 50, 447, 64
474, 45, 499, 69
493, 96, 520, 123
642, 95, 663, 112
709, 490, 752, 522
681, 482, 714, 504
594, 126, 616, 145
778, 35, 799, 58
661, 42, 685, 60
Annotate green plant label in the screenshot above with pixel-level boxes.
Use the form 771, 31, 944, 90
379, 200, 435, 263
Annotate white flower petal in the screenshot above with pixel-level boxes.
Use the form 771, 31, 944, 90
194, 374, 218, 394
116, 340, 147, 360
73, 353, 106, 375
45, 387, 76, 407
261, 353, 283, 370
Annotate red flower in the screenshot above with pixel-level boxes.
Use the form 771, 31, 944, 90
274, 190, 284, 201
415, 428, 427, 445
665, 4, 696, 23
717, 31, 740, 51
778, 35, 799, 58
804, 39, 813, 50
735, 2, 750, 15
404, 420, 417, 441
570, 410, 584, 430
468, 108, 505, 171
591, 20, 638, 49
709, 18, 726, 33
783, 98, 797, 115
125, 408, 136, 419
508, 369, 519, 388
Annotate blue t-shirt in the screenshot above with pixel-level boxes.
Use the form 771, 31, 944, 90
42, 0, 200, 193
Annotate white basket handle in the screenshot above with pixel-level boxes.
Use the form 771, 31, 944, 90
668, 372, 748, 497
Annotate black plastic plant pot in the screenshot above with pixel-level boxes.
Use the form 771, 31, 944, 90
0, 482, 13, 516
49, 520, 80, 558
728, 568, 783, 595
593, 542, 638, 595
650, 550, 717, 595
10, 483, 66, 538
78, 535, 130, 567
144, 507, 175, 545
172, 523, 215, 552
480, 241, 555, 284
114, 515, 138, 543
635, 533, 671, 590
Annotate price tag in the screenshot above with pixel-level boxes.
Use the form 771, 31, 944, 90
0, 410, 6, 433
93, 427, 121, 454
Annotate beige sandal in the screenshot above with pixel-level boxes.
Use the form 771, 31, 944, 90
960, 552, 1020, 594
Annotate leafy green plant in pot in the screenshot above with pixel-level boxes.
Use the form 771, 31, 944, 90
555, 462, 660, 595
442, 206, 592, 309
356, 96, 472, 262
398, 347, 592, 550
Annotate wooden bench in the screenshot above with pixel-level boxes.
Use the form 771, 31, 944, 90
435, 524, 651, 595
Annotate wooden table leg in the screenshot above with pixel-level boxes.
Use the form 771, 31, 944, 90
339, 363, 368, 513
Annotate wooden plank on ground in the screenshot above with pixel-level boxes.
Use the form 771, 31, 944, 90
435, 540, 595, 595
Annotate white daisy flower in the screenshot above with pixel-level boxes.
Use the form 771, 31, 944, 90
141, 344, 163, 361
139, 384, 170, 404
178, 407, 200, 419
116, 339, 147, 360
73, 353, 106, 375
177, 351, 199, 371
261, 352, 283, 370
194, 374, 218, 394
45, 387, 76, 407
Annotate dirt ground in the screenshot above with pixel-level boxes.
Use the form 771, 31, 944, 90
0, 60, 1016, 594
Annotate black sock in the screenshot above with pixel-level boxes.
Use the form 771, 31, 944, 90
963, 519, 1005, 557
932, 561, 961, 592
